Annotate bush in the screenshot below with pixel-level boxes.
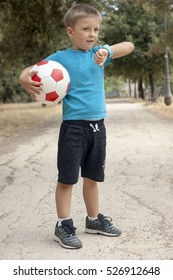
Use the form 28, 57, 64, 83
0, 68, 32, 103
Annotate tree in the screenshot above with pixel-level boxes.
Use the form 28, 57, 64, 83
0, 0, 109, 102
1, 0, 172, 102
103, 0, 172, 99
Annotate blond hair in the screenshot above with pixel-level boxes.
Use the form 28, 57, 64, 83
63, 3, 102, 27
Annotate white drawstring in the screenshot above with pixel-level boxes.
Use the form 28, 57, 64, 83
90, 123, 99, 132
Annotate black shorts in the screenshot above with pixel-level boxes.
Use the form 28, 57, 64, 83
57, 119, 106, 184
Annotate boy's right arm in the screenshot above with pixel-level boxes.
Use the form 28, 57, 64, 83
19, 66, 42, 101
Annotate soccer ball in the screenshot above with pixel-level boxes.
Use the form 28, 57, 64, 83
30, 60, 70, 104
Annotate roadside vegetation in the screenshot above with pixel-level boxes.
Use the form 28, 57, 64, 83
0, 0, 173, 103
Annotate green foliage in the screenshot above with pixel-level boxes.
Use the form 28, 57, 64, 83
0, 0, 172, 102
0, 68, 32, 103
0, 0, 109, 102
105, 76, 125, 92
103, 0, 173, 98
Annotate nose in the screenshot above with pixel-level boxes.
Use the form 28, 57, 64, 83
89, 30, 95, 37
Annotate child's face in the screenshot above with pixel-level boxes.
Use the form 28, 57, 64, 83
67, 16, 100, 51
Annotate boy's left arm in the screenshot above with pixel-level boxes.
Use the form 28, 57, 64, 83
110, 42, 135, 58
94, 42, 134, 66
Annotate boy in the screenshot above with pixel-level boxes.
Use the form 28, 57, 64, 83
19, 3, 134, 249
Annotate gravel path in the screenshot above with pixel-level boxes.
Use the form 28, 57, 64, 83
0, 99, 173, 260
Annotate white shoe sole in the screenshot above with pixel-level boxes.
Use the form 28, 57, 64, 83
85, 228, 121, 236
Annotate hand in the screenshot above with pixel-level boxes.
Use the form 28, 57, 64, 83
28, 70, 43, 101
94, 49, 109, 66
19, 68, 42, 101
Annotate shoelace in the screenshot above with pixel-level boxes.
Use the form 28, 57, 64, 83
97, 214, 113, 227
63, 224, 76, 236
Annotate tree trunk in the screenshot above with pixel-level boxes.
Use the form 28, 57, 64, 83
148, 72, 155, 100
128, 79, 131, 97
138, 77, 145, 99
134, 80, 136, 98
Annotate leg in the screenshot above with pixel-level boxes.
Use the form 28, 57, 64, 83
55, 182, 73, 218
83, 177, 99, 217
54, 182, 82, 249
54, 121, 83, 249
83, 179, 122, 237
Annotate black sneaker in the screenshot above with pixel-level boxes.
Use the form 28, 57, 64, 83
85, 213, 122, 236
54, 219, 82, 249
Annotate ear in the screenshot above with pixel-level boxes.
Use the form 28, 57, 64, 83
66, 27, 74, 38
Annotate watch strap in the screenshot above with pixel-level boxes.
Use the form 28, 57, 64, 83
102, 44, 113, 59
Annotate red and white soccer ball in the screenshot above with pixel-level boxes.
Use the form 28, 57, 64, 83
30, 60, 70, 104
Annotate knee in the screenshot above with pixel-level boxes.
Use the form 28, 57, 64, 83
83, 178, 97, 187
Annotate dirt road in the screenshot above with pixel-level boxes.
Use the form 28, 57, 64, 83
0, 99, 173, 260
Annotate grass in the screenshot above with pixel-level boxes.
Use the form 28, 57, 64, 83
0, 97, 173, 148
144, 97, 173, 119
0, 102, 61, 140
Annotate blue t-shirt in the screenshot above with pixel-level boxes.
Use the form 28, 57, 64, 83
45, 47, 112, 120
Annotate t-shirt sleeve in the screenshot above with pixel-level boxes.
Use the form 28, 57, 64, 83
44, 51, 60, 62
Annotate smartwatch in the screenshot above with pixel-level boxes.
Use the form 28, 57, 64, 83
102, 44, 113, 59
